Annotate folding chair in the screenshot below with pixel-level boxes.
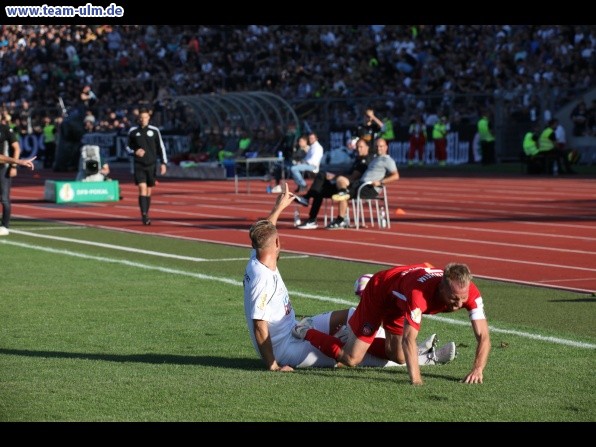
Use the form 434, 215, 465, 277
352, 181, 390, 230
323, 197, 350, 227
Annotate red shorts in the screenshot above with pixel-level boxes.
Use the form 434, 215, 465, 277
347, 264, 431, 343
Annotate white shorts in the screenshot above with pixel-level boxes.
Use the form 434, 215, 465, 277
278, 309, 399, 368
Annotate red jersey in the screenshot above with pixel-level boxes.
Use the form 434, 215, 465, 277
349, 264, 485, 342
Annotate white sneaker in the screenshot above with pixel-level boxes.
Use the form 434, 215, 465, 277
270, 185, 282, 193
434, 341, 457, 364
421, 341, 457, 365
0, 226, 9, 236
334, 325, 350, 343
325, 218, 348, 230
297, 220, 318, 230
292, 317, 313, 340
417, 333, 437, 355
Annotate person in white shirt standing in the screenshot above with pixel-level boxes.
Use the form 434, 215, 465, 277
289, 132, 323, 193
554, 121, 566, 151
554, 120, 577, 175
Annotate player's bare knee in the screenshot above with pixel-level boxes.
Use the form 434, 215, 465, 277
341, 352, 365, 367
387, 351, 405, 364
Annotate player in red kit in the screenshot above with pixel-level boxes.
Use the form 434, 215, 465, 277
292, 263, 491, 385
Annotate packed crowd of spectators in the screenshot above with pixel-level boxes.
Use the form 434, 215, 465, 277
1, 24, 594, 157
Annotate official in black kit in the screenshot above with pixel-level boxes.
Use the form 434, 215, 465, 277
0, 122, 25, 235
126, 108, 168, 225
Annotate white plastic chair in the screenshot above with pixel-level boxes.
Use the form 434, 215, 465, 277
352, 181, 390, 230
323, 197, 351, 227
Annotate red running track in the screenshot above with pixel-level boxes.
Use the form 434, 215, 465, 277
10, 167, 596, 294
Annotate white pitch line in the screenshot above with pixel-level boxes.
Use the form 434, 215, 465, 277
429, 315, 596, 349
284, 233, 596, 273
1, 238, 594, 350
8, 229, 309, 262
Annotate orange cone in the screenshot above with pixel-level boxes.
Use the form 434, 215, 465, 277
395, 208, 406, 215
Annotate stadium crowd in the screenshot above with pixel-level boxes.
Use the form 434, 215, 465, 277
0, 24, 594, 161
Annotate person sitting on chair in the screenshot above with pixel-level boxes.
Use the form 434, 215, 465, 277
538, 119, 575, 175
289, 132, 323, 193
270, 135, 308, 193
294, 137, 372, 230
327, 138, 399, 230
523, 123, 546, 174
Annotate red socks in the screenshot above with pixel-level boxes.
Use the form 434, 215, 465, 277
305, 329, 342, 359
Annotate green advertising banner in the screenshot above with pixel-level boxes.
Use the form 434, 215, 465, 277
44, 181, 120, 203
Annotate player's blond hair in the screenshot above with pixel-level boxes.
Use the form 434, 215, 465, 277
443, 263, 472, 288
249, 219, 277, 249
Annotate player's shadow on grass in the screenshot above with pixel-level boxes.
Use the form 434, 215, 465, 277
0, 348, 262, 369
549, 297, 596, 303
1, 348, 463, 381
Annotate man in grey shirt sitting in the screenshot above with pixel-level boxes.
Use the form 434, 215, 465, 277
327, 138, 399, 229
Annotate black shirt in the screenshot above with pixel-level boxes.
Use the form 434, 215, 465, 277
0, 124, 18, 149
352, 154, 373, 177
127, 124, 168, 167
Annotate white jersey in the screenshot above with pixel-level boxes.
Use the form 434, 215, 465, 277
243, 250, 400, 368
244, 250, 295, 359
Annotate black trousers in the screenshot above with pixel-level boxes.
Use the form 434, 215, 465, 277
0, 165, 12, 227
481, 141, 495, 164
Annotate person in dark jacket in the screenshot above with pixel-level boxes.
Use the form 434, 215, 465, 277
126, 108, 168, 225
0, 123, 36, 236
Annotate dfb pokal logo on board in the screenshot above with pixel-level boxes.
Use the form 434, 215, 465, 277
58, 183, 75, 202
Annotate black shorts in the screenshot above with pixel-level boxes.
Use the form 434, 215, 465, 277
321, 179, 338, 198
134, 164, 157, 186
